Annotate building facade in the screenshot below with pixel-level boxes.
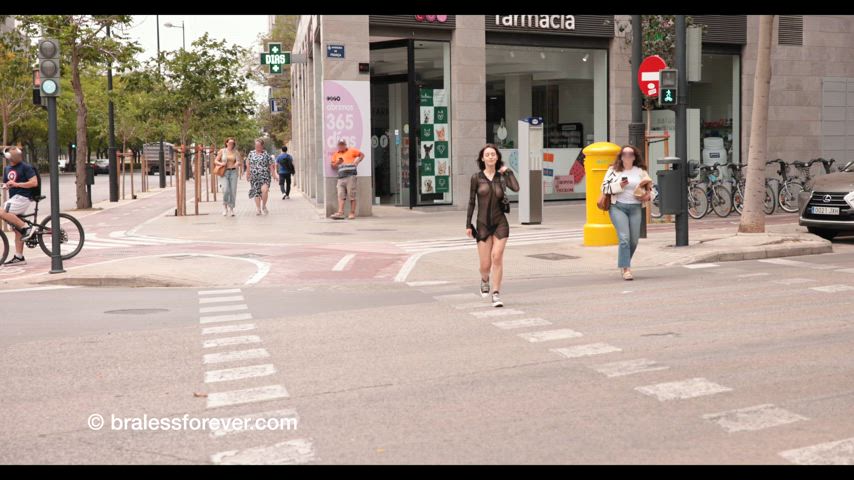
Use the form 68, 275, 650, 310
289, 15, 854, 217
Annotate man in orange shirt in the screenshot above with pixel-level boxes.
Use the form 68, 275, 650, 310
330, 139, 364, 219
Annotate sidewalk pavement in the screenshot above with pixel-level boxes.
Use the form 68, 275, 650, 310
406, 221, 833, 284
6, 184, 836, 288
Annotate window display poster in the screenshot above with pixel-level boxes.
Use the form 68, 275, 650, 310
323, 80, 372, 178
418, 88, 451, 202
501, 148, 586, 199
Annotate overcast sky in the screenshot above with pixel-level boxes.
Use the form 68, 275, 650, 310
124, 15, 271, 105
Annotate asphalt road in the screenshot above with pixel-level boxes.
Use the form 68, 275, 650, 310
2, 249, 853, 464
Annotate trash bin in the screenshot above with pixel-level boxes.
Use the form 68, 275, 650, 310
583, 142, 620, 246
85, 165, 95, 185
656, 156, 685, 215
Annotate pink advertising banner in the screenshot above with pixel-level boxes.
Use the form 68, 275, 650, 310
322, 80, 372, 178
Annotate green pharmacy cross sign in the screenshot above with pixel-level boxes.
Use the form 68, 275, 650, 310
260, 43, 291, 74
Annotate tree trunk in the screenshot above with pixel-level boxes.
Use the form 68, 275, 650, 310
739, 15, 774, 234
71, 47, 91, 209
2, 109, 8, 147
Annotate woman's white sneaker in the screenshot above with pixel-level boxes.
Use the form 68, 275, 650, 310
491, 292, 503, 308
480, 278, 490, 298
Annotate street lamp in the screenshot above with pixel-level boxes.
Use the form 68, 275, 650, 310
157, 15, 165, 188
163, 20, 185, 50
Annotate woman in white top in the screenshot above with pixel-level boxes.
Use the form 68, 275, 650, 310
601, 145, 653, 280
214, 137, 242, 216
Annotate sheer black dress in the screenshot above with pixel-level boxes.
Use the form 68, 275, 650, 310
465, 169, 520, 242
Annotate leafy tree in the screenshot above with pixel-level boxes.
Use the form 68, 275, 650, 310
17, 15, 141, 208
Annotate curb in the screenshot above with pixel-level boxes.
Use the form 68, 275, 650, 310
666, 241, 833, 266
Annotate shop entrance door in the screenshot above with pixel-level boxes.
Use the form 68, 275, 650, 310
370, 40, 414, 207
370, 39, 451, 208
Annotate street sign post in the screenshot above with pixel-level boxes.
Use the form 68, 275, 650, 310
637, 55, 667, 99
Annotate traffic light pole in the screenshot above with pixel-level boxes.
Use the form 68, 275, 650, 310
675, 15, 689, 247
47, 96, 65, 273
629, 15, 646, 239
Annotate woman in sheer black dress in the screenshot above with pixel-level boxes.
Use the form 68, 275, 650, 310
465, 144, 520, 307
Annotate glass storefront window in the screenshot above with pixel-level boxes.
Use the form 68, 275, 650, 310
486, 44, 607, 200
415, 41, 452, 205
369, 40, 451, 207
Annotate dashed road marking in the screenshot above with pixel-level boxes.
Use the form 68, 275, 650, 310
452, 301, 494, 310
810, 284, 854, 293
407, 280, 451, 287
206, 384, 290, 409
551, 343, 622, 359
203, 335, 262, 349
517, 328, 583, 343
200, 313, 254, 324
434, 293, 482, 302
737, 272, 770, 278
199, 288, 242, 296
492, 318, 552, 330
759, 258, 838, 270
204, 364, 277, 384
702, 404, 808, 433
332, 254, 356, 272
202, 348, 269, 365
199, 295, 245, 304
202, 323, 256, 335
591, 358, 670, 378
772, 278, 816, 285
469, 308, 525, 318
635, 378, 732, 401
684, 263, 720, 269
199, 304, 249, 314
779, 437, 854, 465
210, 438, 315, 465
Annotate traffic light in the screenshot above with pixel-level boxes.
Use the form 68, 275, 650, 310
37, 38, 61, 97
658, 68, 677, 107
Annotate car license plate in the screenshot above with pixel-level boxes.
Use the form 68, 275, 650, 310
812, 206, 839, 215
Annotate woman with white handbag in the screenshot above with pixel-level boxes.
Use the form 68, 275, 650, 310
601, 145, 653, 280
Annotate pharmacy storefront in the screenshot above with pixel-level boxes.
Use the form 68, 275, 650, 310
485, 15, 613, 201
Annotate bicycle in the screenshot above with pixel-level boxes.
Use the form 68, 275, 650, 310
649, 183, 662, 219
0, 194, 85, 265
779, 158, 835, 213
729, 163, 776, 216
779, 158, 837, 213
687, 164, 732, 219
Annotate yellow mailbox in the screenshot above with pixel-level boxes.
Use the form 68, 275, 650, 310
583, 142, 620, 246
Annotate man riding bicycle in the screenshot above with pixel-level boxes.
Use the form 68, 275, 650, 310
1, 147, 38, 266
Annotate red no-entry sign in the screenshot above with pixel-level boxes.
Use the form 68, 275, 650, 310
638, 55, 668, 98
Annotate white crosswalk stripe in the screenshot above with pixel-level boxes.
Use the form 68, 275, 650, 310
210, 438, 315, 464
77, 233, 192, 251
394, 229, 583, 254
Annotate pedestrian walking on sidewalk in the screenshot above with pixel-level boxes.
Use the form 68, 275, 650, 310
601, 145, 653, 281
465, 144, 520, 307
214, 137, 241, 216
276, 146, 295, 199
330, 139, 364, 220
245, 138, 278, 216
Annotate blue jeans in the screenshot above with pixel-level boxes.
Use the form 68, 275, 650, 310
220, 169, 238, 208
609, 202, 642, 268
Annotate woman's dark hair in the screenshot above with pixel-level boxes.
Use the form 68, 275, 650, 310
476, 144, 504, 171
612, 144, 646, 172
224, 137, 236, 147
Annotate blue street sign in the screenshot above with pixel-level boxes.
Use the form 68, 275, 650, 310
327, 44, 345, 59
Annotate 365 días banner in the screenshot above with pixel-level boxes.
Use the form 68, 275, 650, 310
323, 80, 372, 178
